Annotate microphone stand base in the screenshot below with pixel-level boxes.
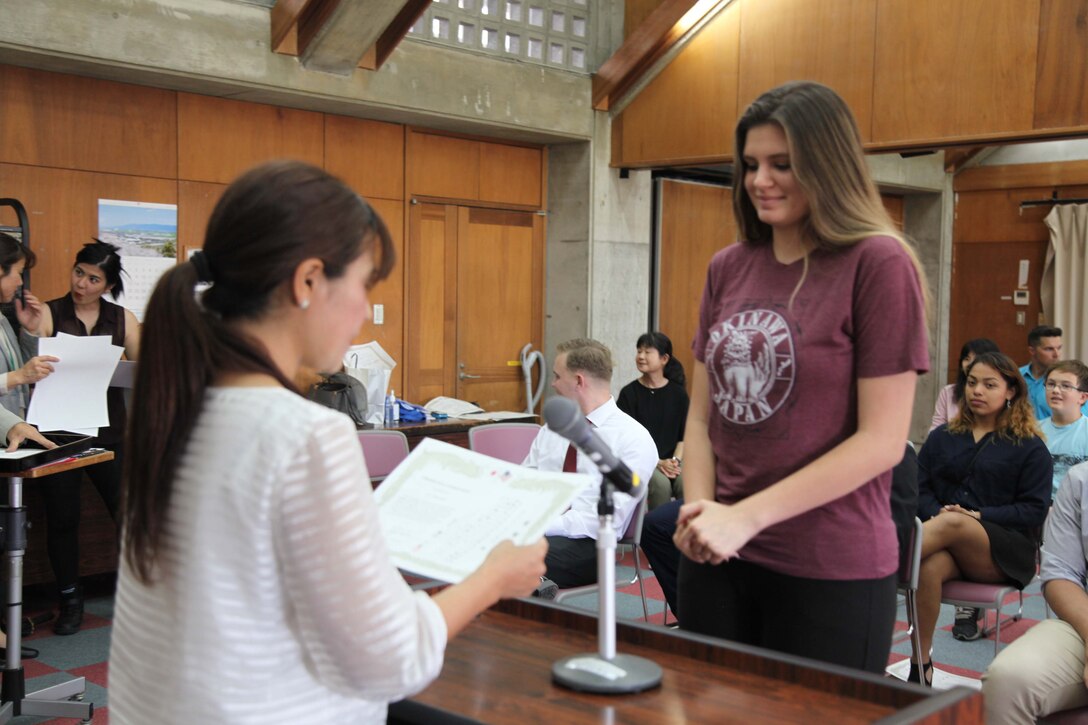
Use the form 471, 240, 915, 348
552, 653, 663, 694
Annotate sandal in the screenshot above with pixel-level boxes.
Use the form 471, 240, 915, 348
907, 660, 933, 687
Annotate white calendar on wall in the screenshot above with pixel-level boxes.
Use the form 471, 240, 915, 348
98, 199, 178, 321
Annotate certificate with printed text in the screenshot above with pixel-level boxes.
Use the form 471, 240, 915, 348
374, 437, 588, 583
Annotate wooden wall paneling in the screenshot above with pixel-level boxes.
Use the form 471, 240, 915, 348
176, 93, 324, 184
0, 163, 177, 301
0, 65, 178, 179
948, 240, 1048, 381
616, 1, 739, 167
955, 160, 1088, 192
954, 186, 1088, 244
478, 142, 543, 208
872, 0, 1041, 144
405, 203, 458, 403
324, 115, 405, 201
406, 131, 480, 201
177, 180, 227, 259
1034, 0, 1088, 130
737, 0, 877, 141
657, 179, 736, 391
354, 197, 406, 395
881, 193, 905, 229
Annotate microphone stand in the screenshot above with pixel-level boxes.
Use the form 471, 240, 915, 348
552, 481, 662, 693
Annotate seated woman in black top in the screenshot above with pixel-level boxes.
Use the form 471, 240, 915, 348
617, 332, 689, 511
912, 351, 1052, 685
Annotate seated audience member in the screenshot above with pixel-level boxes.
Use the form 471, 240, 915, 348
1040, 360, 1088, 495
617, 331, 689, 511
1021, 325, 1062, 419
930, 338, 1000, 432
982, 462, 1088, 724
1020, 325, 1088, 420
912, 352, 1051, 683
523, 338, 657, 591
109, 161, 547, 723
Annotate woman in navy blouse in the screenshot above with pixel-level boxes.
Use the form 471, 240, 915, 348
913, 351, 1052, 685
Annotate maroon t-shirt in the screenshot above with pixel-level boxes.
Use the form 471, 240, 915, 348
693, 236, 929, 580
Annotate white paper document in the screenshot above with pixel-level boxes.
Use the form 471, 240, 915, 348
26, 335, 124, 433
374, 437, 588, 584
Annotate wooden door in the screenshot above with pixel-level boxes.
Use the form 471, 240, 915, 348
657, 179, 736, 393
455, 207, 544, 411
405, 203, 457, 404
405, 203, 544, 410
948, 240, 1048, 382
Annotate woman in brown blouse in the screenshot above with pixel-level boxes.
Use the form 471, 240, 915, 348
22, 240, 140, 635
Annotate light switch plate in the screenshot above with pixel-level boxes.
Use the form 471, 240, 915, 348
373, 304, 384, 325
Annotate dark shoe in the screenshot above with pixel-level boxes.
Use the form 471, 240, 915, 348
907, 660, 933, 686
951, 606, 982, 641
0, 646, 39, 660
533, 577, 558, 600
53, 587, 84, 636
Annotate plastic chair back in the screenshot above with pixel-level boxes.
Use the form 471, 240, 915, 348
358, 430, 410, 484
468, 422, 541, 464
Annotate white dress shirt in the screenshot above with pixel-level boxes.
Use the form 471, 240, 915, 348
110, 388, 447, 724
523, 396, 657, 539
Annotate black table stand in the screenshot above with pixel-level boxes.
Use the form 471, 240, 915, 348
1, 470, 93, 723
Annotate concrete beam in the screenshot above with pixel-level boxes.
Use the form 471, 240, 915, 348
0, 0, 594, 143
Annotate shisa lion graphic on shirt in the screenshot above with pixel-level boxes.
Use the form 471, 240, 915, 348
706, 309, 795, 425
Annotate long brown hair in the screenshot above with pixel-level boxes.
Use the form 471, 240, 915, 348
122, 160, 395, 583
733, 81, 929, 311
948, 352, 1041, 441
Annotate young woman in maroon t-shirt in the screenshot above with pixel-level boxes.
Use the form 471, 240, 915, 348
673, 81, 929, 674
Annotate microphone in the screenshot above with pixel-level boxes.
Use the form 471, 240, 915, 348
542, 396, 641, 494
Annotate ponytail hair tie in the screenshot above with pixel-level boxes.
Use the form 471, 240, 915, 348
190, 251, 214, 284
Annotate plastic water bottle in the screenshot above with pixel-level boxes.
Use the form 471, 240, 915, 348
391, 389, 400, 424
384, 390, 396, 427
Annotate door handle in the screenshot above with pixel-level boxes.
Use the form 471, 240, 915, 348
459, 371, 481, 379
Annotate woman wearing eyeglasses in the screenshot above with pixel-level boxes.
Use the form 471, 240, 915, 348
912, 351, 1051, 685
1039, 360, 1088, 496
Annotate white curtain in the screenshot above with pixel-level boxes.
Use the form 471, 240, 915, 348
1043, 203, 1088, 361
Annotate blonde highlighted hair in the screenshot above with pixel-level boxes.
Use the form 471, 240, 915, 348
948, 352, 1041, 442
557, 338, 613, 383
733, 81, 929, 312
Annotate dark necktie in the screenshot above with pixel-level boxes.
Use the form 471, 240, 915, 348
561, 418, 591, 472
562, 443, 577, 472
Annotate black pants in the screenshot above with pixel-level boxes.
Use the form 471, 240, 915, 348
39, 443, 122, 590
640, 499, 682, 614
677, 557, 897, 674
544, 536, 598, 588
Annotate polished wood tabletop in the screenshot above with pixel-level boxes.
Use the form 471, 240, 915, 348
1, 450, 114, 478
391, 599, 982, 725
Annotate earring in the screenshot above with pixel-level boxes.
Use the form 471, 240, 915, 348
299, 299, 310, 310
1006, 399, 1012, 409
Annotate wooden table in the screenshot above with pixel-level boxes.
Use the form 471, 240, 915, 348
0, 451, 113, 723
363, 416, 538, 450
390, 599, 982, 724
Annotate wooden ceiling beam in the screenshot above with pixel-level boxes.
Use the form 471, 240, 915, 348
592, 0, 710, 112
944, 146, 988, 174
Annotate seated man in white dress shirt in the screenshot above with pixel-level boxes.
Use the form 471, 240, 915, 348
982, 461, 1088, 723
522, 338, 657, 591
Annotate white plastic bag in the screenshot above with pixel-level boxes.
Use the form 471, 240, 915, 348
344, 342, 396, 425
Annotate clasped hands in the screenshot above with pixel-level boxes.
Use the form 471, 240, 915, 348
673, 500, 759, 565
939, 503, 981, 520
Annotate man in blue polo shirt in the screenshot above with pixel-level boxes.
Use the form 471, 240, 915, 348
1020, 325, 1088, 419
